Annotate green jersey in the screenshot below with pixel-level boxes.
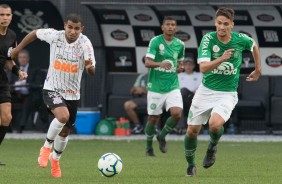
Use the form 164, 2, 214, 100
146, 35, 185, 93
198, 31, 255, 92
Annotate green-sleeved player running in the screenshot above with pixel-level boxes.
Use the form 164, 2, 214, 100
184, 7, 262, 176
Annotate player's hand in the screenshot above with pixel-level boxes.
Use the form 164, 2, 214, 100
221, 49, 234, 62
160, 60, 172, 70
246, 70, 261, 81
18, 71, 28, 80
85, 59, 93, 69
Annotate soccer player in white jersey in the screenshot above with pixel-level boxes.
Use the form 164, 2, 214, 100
184, 7, 261, 176
145, 16, 185, 156
12, 13, 96, 178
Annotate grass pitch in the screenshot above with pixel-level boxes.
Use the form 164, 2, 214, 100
0, 138, 281, 184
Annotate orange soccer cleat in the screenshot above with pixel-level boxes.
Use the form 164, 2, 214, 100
38, 146, 51, 168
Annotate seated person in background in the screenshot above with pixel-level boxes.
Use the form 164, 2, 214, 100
9, 49, 42, 133
176, 57, 202, 133
124, 65, 148, 134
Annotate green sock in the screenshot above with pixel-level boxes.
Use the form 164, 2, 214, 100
208, 126, 224, 149
184, 135, 197, 167
159, 117, 177, 139
145, 122, 156, 150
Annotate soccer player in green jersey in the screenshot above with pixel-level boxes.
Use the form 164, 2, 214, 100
144, 16, 185, 156
184, 7, 261, 176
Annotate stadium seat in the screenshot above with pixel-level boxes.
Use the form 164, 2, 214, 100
270, 76, 282, 133
234, 75, 270, 133
106, 73, 139, 118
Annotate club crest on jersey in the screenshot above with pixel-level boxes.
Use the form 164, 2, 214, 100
159, 44, 165, 55
73, 45, 83, 57
213, 45, 220, 52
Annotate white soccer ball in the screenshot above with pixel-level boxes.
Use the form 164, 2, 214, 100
98, 153, 123, 177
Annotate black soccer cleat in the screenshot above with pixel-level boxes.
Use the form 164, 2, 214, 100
203, 145, 217, 168
146, 148, 155, 157
156, 134, 167, 153
131, 124, 144, 134
186, 165, 196, 176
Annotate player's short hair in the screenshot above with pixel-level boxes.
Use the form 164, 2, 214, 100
215, 7, 235, 21
65, 13, 84, 26
162, 16, 177, 25
0, 4, 12, 10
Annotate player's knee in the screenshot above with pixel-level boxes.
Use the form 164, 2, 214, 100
1, 114, 12, 125
124, 101, 135, 110
209, 123, 222, 132
57, 114, 69, 123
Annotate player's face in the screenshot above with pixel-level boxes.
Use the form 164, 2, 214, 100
161, 20, 177, 36
215, 16, 234, 38
0, 7, 13, 28
64, 20, 84, 43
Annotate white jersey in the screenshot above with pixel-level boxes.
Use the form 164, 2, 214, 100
36, 29, 96, 100
178, 71, 202, 92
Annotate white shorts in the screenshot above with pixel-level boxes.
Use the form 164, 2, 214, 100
147, 89, 183, 115
187, 84, 238, 125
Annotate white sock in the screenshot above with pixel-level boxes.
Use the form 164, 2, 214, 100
53, 136, 68, 160
44, 118, 65, 148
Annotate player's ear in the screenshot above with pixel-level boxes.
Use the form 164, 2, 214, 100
231, 21, 234, 29
161, 24, 164, 32
81, 26, 84, 32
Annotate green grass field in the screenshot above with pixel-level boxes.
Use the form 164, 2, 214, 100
0, 139, 281, 184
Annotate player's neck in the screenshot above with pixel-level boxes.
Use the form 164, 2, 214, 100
163, 34, 173, 42
0, 26, 8, 35
217, 34, 231, 44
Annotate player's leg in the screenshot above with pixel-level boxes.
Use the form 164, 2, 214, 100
0, 102, 12, 144
157, 89, 183, 153
50, 100, 78, 178
203, 92, 238, 169
145, 91, 163, 156
38, 90, 69, 168
184, 85, 213, 176
145, 115, 159, 156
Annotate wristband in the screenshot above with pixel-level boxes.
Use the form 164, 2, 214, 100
12, 65, 20, 76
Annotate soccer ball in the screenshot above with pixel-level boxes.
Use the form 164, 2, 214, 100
98, 153, 123, 177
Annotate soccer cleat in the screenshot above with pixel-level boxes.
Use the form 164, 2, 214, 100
146, 148, 155, 157
0, 162, 5, 166
49, 153, 62, 178
186, 165, 196, 176
156, 134, 167, 153
203, 145, 217, 168
132, 124, 144, 134
38, 146, 51, 168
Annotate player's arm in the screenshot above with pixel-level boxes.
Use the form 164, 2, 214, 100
199, 49, 234, 73
5, 60, 28, 80
85, 59, 95, 75
246, 43, 261, 81
11, 30, 38, 59
145, 57, 171, 69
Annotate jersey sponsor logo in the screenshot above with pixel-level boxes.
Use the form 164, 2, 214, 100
173, 53, 178, 60
212, 62, 237, 75
54, 60, 78, 73
54, 88, 78, 94
201, 34, 212, 56
266, 54, 282, 68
